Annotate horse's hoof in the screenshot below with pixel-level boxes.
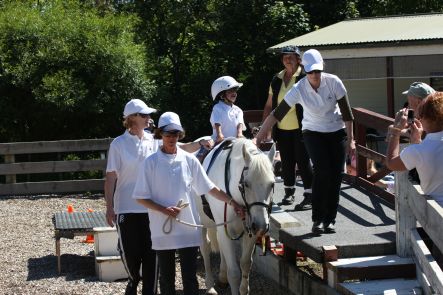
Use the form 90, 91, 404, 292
216, 281, 229, 289
206, 287, 218, 295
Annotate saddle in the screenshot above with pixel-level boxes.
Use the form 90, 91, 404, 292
201, 139, 234, 221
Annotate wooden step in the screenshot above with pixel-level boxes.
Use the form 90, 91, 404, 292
337, 278, 422, 295
95, 255, 127, 282
326, 255, 416, 288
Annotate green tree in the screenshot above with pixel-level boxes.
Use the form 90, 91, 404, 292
0, 0, 155, 141
120, 0, 310, 139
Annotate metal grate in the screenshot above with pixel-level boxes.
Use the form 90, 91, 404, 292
53, 211, 107, 232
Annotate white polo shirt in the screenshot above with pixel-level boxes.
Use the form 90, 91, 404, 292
284, 73, 347, 133
106, 130, 159, 214
400, 130, 443, 206
133, 148, 215, 250
210, 101, 246, 140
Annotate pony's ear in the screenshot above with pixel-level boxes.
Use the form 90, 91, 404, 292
267, 143, 276, 165
242, 142, 252, 165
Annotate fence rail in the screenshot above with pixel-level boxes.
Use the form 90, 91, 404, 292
396, 172, 443, 293
0, 138, 113, 196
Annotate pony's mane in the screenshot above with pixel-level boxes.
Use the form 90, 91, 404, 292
233, 138, 274, 182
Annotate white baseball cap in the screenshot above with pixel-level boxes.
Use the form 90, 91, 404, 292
158, 112, 184, 132
123, 99, 157, 118
302, 49, 324, 73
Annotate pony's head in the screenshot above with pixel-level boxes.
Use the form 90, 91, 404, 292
234, 139, 275, 237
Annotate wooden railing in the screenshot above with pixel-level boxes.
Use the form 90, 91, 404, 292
0, 138, 113, 196
350, 107, 395, 204
396, 172, 443, 293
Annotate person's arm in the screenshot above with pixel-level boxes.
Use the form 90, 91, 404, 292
262, 93, 273, 140
136, 198, 182, 218
214, 124, 224, 143
104, 172, 117, 226
386, 109, 409, 171
208, 187, 245, 218
338, 95, 355, 156
180, 139, 214, 153
236, 123, 244, 138
255, 100, 291, 145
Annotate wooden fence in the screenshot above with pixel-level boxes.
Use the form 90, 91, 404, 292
349, 107, 396, 204
396, 172, 443, 294
0, 138, 112, 196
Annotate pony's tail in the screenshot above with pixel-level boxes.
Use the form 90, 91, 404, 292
208, 227, 219, 253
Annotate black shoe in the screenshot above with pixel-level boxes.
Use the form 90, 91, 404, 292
281, 187, 295, 205
281, 195, 294, 205
125, 280, 138, 295
294, 192, 312, 211
323, 222, 336, 234
311, 221, 323, 234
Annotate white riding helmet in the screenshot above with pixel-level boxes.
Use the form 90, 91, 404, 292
211, 76, 243, 100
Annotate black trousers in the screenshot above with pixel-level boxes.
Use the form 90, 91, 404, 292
303, 129, 347, 224
117, 213, 157, 295
157, 247, 199, 295
275, 128, 313, 189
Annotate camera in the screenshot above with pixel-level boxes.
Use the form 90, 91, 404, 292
407, 109, 414, 125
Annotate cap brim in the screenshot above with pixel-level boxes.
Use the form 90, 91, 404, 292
161, 123, 183, 132
402, 90, 409, 95
304, 63, 324, 73
139, 107, 157, 114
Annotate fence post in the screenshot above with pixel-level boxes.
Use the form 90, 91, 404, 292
5, 154, 16, 184
395, 171, 415, 257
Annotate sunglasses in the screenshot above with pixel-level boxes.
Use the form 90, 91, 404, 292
137, 113, 150, 118
306, 70, 322, 75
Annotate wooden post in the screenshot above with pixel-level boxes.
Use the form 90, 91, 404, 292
396, 171, 416, 257
322, 245, 338, 283
4, 154, 16, 184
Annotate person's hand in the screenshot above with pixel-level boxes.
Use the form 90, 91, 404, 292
200, 139, 214, 150
255, 128, 266, 146
409, 119, 423, 144
106, 207, 116, 227
394, 108, 408, 129
230, 199, 246, 219
346, 138, 356, 158
164, 206, 181, 218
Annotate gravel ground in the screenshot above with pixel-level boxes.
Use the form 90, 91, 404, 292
0, 195, 288, 295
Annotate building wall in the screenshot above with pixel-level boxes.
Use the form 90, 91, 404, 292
324, 55, 443, 116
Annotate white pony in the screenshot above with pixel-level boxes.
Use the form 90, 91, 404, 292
196, 138, 275, 295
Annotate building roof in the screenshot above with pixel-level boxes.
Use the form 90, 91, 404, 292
269, 13, 443, 51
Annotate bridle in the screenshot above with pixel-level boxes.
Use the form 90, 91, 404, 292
223, 143, 274, 240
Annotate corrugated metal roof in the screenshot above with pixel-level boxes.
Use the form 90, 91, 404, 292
269, 14, 443, 50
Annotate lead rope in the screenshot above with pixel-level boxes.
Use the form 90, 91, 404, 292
162, 199, 238, 234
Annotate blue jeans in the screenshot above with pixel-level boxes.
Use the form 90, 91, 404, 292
303, 129, 347, 224
157, 247, 199, 295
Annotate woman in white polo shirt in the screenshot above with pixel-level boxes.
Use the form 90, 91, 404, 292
133, 112, 244, 295
210, 76, 246, 143
256, 49, 355, 234
104, 99, 158, 295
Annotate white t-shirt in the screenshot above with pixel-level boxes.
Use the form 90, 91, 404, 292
106, 130, 159, 214
284, 73, 347, 133
133, 148, 215, 250
210, 101, 246, 140
400, 130, 443, 205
